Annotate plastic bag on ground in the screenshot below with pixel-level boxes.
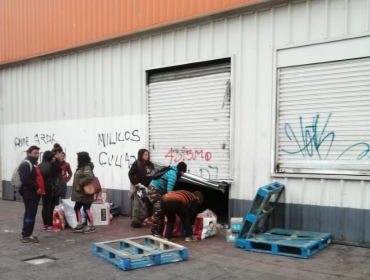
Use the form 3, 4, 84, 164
53, 204, 66, 230
62, 198, 77, 229
193, 209, 217, 239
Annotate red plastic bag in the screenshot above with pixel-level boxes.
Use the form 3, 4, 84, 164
163, 215, 183, 237
53, 205, 66, 230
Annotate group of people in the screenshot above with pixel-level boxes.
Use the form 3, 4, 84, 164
18, 145, 203, 244
128, 149, 203, 242
18, 144, 96, 243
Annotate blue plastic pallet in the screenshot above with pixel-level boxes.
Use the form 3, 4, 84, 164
236, 182, 285, 244
93, 235, 188, 270
236, 228, 332, 259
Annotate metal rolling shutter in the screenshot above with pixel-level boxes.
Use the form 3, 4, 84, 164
148, 61, 231, 180
277, 57, 370, 175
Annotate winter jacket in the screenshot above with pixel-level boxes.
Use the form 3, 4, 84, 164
38, 151, 63, 196
71, 162, 94, 204
150, 165, 178, 194
128, 149, 154, 187
19, 156, 39, 200
60, 161, 72, 182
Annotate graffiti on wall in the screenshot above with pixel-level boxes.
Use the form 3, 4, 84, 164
13, 134, 59, 161
165, 148, 212, 164
97, 130, 140, 169
282, 113, 370, 160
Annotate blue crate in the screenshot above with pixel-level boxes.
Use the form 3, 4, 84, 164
237, 228, 332, 259
93, 235, 188, 270
236, 182, 284, 247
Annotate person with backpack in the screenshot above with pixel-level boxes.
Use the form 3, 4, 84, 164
147, 161, 187, 237
71, 152, 96, 234
18, 146, 42, 243
128, 149, 154, 224
38, 151, 63, 232
161, 190, 203, 242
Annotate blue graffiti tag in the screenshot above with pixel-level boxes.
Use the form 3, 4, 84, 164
282, 113, 334, 160
282, 113, 370, 160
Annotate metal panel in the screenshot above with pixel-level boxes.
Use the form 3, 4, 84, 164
148, 64, 231, 180
0, 0, 270, 65
277, 57, 370, 175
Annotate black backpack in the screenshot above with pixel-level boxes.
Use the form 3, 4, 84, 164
148, 166, 173, 180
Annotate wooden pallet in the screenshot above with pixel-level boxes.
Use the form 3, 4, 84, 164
237, 228, 332, 259
93, 235, 188, 270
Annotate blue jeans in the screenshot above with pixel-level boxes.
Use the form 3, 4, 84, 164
22, 196, 40, 237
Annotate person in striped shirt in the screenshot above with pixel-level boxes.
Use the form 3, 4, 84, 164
161, 190, 203, 242
147, 162, 187, 237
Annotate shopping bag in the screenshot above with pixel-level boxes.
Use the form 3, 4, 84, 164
62, 198, 77, 229
131, 194, 147, 227
193, 209, 217, 239
53, 204, 66, 230
163, 215, 184, 237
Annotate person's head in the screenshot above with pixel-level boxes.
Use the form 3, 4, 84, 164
52, 143, 63, 159
177, 162, 187, 177
42, 150, 55, 162
27, 146, 40, 159
77, 152, 91, 168
60, 152, 66, 163
138, 149, 150, 162
193, 191, 204, 205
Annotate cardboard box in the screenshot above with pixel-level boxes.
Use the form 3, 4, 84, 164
90, 203, 110, 226
226, 229, 238, 243
98, 189, 110, 204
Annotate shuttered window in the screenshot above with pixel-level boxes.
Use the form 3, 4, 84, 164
277, 57, 370, 175
148, 60, 231, 180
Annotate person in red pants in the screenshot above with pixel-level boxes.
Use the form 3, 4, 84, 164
161, 190, 203, 242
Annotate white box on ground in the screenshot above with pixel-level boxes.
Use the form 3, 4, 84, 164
90, 203, 110, 226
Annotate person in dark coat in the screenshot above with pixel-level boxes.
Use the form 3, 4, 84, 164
71, 152, 95, 234
128, 149, 155, 221
19, 145, 42, 243
38, 151, 63, 232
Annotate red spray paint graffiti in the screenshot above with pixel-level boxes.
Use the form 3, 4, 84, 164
165, 148, 212, 164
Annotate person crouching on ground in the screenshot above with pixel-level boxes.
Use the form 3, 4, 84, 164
71, 152, 96, 234
147, 161, 187, 237
38, 151, 63, 232
161, 190, 203, 242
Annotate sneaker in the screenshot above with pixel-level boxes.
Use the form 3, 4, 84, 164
147, 217, 153, 223
185, 236, 197, 242
21, 236, 39, 243
164, 238, 173, 242
47, 226, 61, 232
84, 226, 96, 234
72, 225, 84, 233
150, 229, 163, 238
42, 225, 48, 230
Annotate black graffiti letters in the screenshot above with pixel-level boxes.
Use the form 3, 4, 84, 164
98, 130, 140, 147
14, 137, 29, 147
34, 134, 55, 145
99, 152, 124, 167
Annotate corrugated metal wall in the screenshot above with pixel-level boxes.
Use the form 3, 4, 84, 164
0, 0, 267, 64
1, 0, 370, 241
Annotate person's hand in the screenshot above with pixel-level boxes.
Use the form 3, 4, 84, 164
76, 185, 81, 191
36, 188, 42, 195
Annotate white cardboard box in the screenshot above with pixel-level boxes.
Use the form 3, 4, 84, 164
90, 203, 110, 226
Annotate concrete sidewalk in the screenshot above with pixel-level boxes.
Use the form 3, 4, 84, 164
0, 200, 369, 280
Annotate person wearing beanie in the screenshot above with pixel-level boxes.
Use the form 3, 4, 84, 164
147, 161, 187, 237
161, 190, 203, 242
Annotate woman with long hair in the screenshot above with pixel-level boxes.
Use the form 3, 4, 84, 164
59, 152, 72, 199
71, 152, 95, 233
38, 151, 63, 232
128, 149, 155, 222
